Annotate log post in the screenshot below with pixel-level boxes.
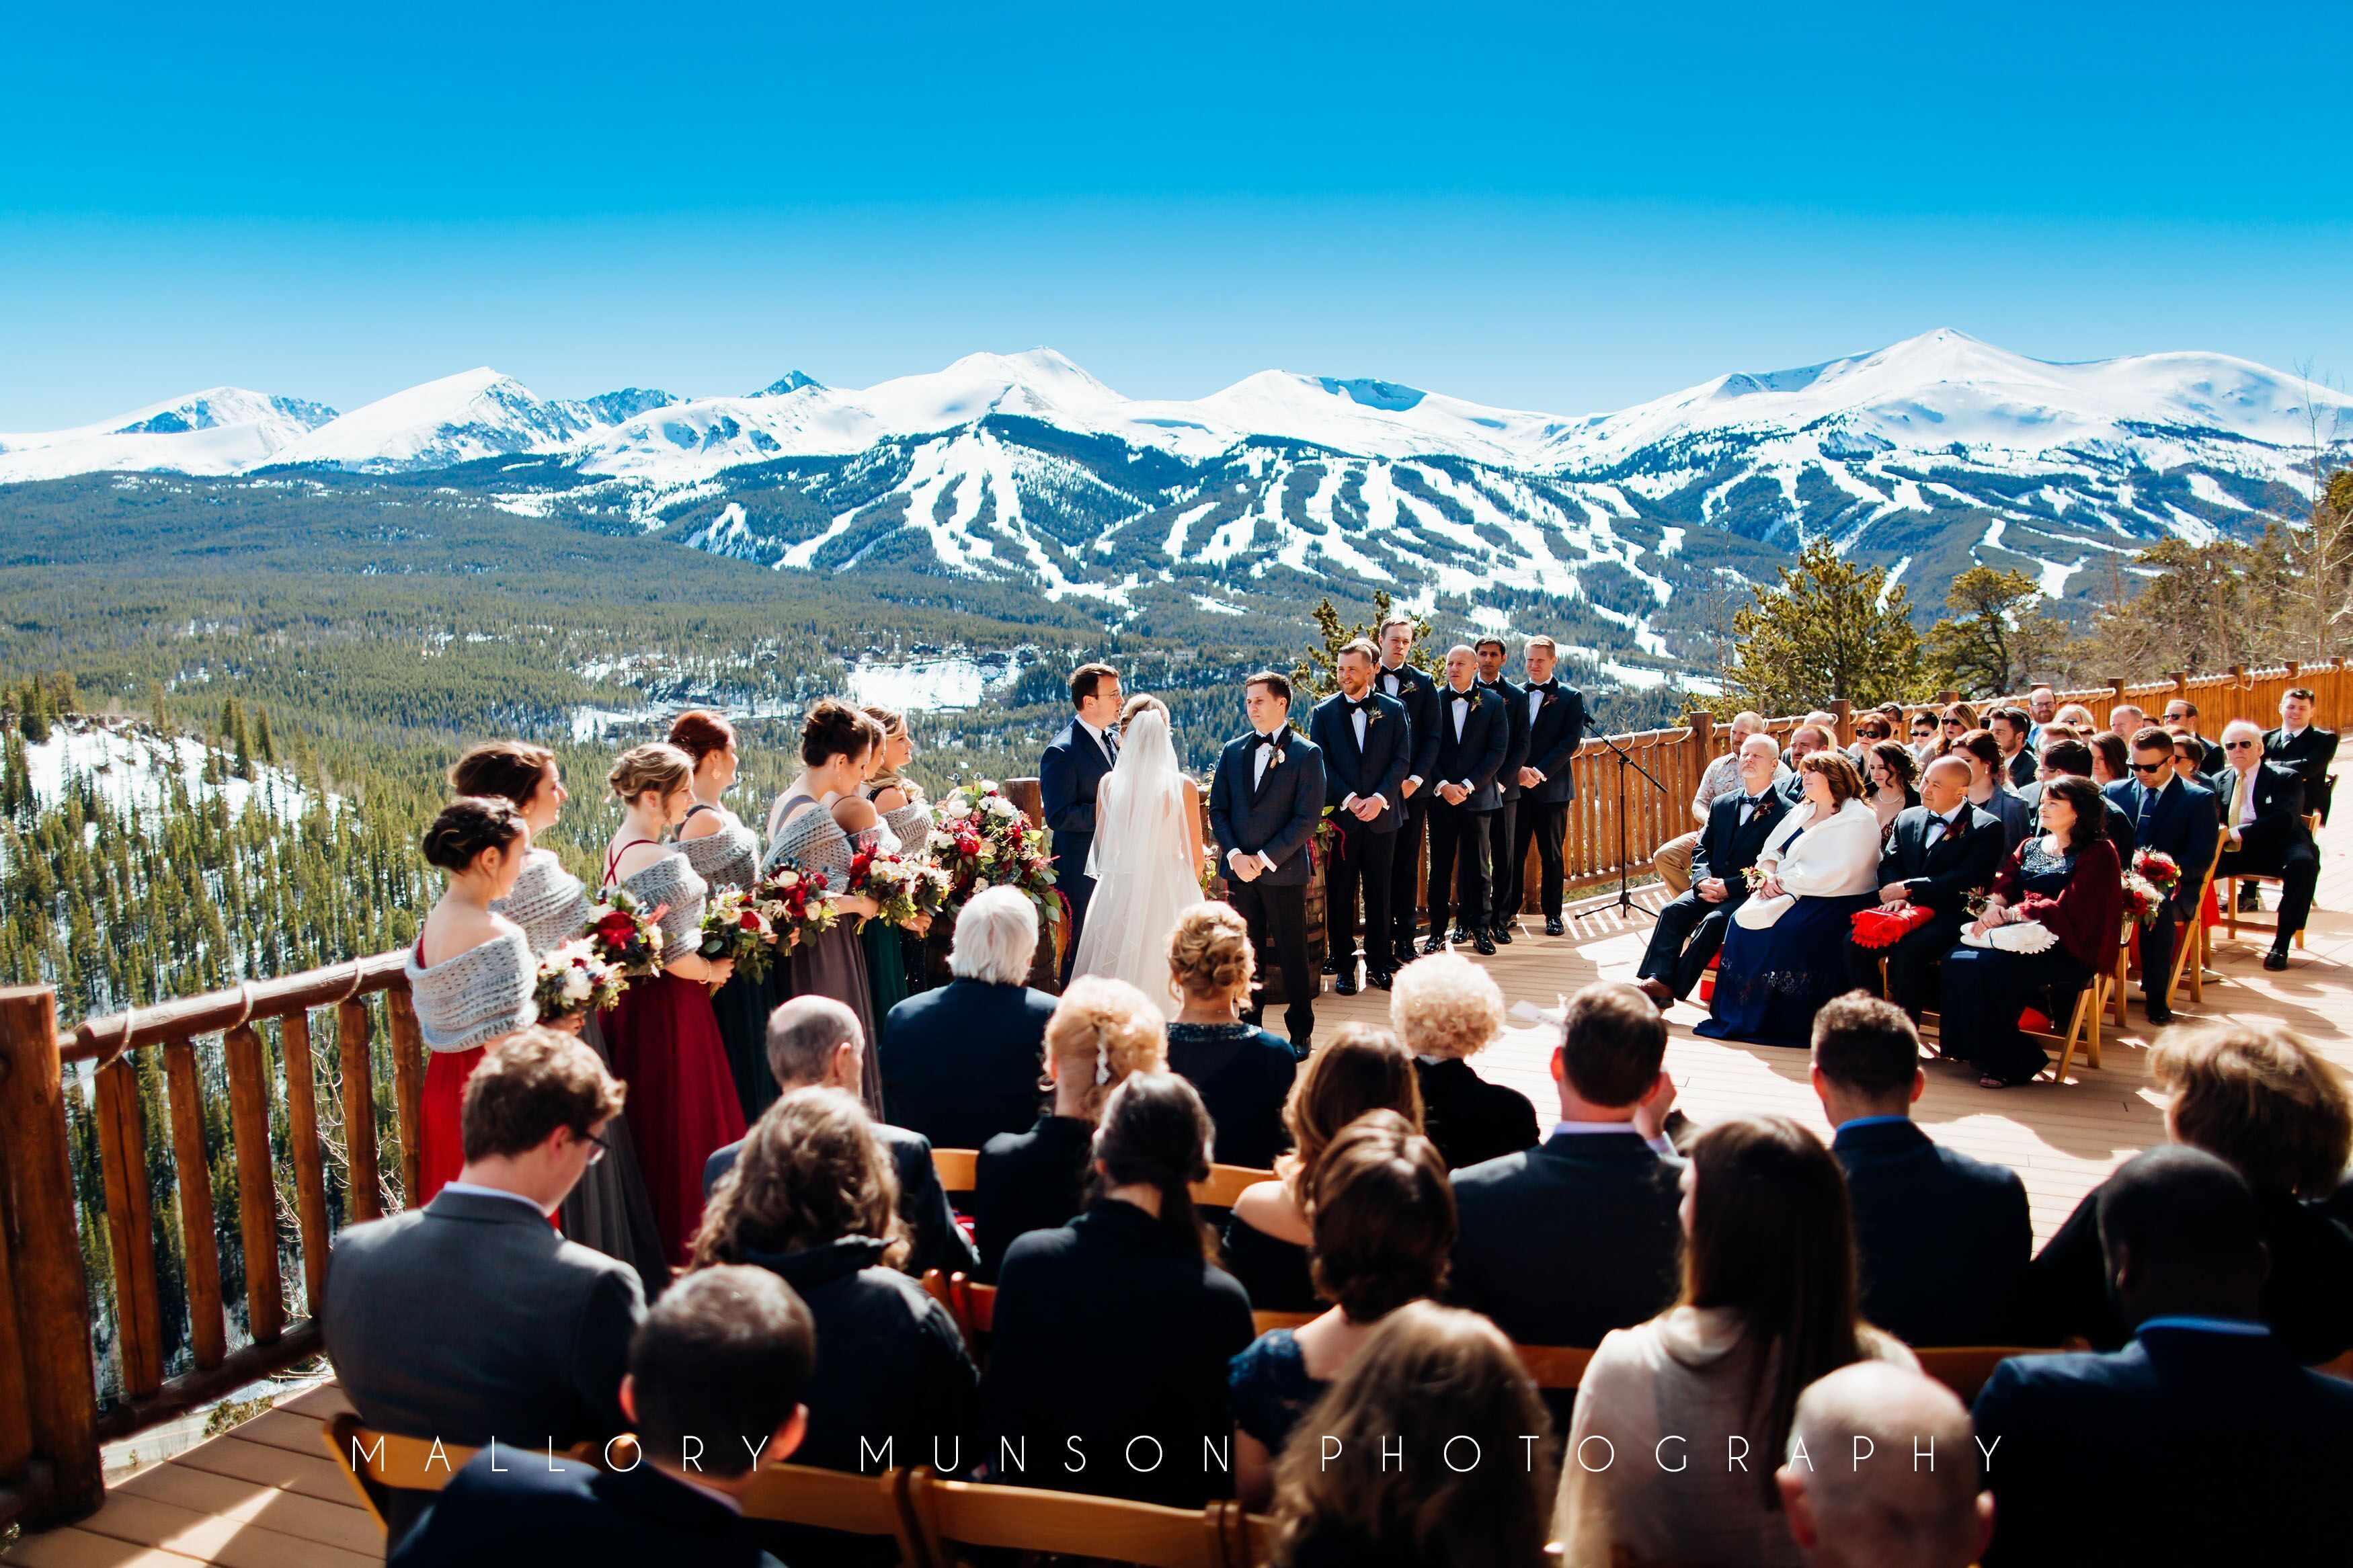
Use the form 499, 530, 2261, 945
93, 1057, 162, 1398
0, 985, 104, 1524
161, 1042, 227, 1370
224, 1025, 284, 1344
279, 1009, 332, 1311
1830, 698, 1852, 747
386, 990, 426, 1206
338, 997, 382, 1223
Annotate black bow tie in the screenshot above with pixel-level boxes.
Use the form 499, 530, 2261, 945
1257, 737, 1279, 751
1531, 681, 1556, 694
1343, 697, 1373, 714
1450, 691, 1472, 704
1740, 795, 1765, 809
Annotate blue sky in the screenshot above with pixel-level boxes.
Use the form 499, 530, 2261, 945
4, 1, 2348, 427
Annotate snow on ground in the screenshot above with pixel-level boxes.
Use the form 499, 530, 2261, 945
19, 716, 330, 821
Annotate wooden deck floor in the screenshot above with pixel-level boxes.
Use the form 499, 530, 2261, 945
11, 749, 2348, 1567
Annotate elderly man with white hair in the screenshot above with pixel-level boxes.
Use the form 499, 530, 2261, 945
2211, 718, 2322, 970
1635, 732, 1791, 1010
878, 885, 1061, 1150
1776, 1362, 1992, 1568
1652, 711, 1786, 896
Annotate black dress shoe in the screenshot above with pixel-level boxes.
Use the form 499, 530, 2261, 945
1368, 968, 1394, 991
1320, 956, 1341, 975
1334, 973, 1359, 996
1450, 925, 1476, 945
1544, 917, 1565, 936
1472, 931, 1497, 956
2146, 1002, 2176, 1026
2264, 949, 2290, 971
1490, 923, 1515, 946
2237, 884, 2263, 912
1422, 934, 1448, 955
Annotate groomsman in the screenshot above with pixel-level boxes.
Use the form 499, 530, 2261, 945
1039, 662, 1121, 984
1422, 646, 1509, 956
2266, 686, 2338, 820
1310, 641, 1410, 994
1474, 638, 1531, 946
1511, 635, 1588, 936
1210, 672, 1327, 1054
1374, 616, 1443, 963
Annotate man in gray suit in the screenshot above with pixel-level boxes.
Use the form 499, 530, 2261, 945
324, 1028, 646, 1540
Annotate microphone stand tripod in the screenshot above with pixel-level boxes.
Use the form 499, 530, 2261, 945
1571, 712, 1674, 924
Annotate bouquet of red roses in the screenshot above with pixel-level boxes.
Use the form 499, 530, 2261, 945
756, 865, 838, 951
2132, 849, 2181, 895
699, 886, 777, 983
846, 845, 953, 927
2120, 872, 2165, 930
582, 889, 665, 977
532, 939, 629, 1018
926, 779, 1060, 927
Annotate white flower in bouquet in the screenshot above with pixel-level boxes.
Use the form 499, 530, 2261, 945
984, 794, 1021, 821
928, 828, 955, 854
561, 967, 594, 1007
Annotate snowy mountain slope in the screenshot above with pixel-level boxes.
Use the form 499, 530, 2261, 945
263, 368, 681, 472
0, 388, 337, 483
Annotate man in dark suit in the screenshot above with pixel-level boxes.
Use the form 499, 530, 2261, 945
1972, 1147, 2353, 1566
1038, 661, 1122, 983
2161, 696, 2228, 778
2210, 720, 2323, 971
1309, 638, 1410, 994
1474, 636, 1531, 946
1449, 982, 1683, 1379
1209, 671, 1327, 1053
1421, 645, 1510, 955
1990, 705, 2038, 790
1373, 616, 1442, 962
2104, 727, 2219, 1024
703, 995, 978, 1277
2017, 737, 2138, 864
389, 1266, 815, 1568
1846, 755, 2006, 1016
324, 1030, 646, 1545
1512, 633, 1589, 935
2266, 685, 2338, 819
1635, 733, 1786, 1006
1779, 722, 1833, 804
881, 884, 1059, 1151
1810, 995, 2030, 1346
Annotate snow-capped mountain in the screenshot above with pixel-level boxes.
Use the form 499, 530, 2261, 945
261, 368, 683, 472
0, 388, 337, 483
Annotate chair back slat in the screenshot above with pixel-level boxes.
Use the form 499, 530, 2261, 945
1252, 1310, 1316, 1335
1515, 1343, 1593, 1390
323, 1413, 478, 1531
932, 1147, 979, 1193
738, 1462, 924, 1561
1192, 1163, 1273, 1209
909, 1467, 1226, 1568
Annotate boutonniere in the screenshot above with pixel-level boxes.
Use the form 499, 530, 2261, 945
1267, 747, 1285, 770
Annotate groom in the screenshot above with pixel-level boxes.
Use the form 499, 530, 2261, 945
1039, 661, 1122, 984
1210, 671, 1326, 1056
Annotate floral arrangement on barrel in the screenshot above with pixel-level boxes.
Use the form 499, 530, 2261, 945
927, 780, 1061, 927
845, 843, 952, 936
699, 887, 779, 983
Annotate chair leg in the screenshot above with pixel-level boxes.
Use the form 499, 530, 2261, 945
2049, 991, 2086, 1084
2111, 947, 2129, 1028
2222, 877, 2240, 940
2084, 979, 2102, 1069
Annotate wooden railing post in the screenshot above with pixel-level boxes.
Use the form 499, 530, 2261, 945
223, 1025, 285, 1346
279, 1009, 333, 1313
0, 985, 104, 1525
338, 997, 382, 1224
1830, 698, 1852, 746
161, 1042, 227, 1371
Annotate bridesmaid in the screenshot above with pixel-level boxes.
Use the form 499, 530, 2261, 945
762, 700, 886, 1112
861, 703, 936, 1014
451, 741, 667, 1296
666, 711, 776, 1123
600, 743, 748, 1265
406, 797, 537, 1205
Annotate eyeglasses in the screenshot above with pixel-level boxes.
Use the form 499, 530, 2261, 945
2132, 760, 2169, 774
2223, 739, 2257, 751
582, 1126, 611, 1165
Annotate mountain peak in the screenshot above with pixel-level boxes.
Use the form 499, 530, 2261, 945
755, 371, 822, 397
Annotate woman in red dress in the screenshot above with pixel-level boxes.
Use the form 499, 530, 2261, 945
598, 742, 748, 1264
405, 797, 539, 1203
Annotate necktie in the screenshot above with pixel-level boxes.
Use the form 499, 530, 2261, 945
2231, 769, 2250, 831
1343, 697, 1371, 714
2137, 783, 2156, 828
1382, 668, 1401, 694
1105, 730, 1118, 762
1450, 691, 1470, 742
1253, 737, 1277, 786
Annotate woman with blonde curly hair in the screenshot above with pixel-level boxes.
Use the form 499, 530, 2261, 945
1165, 901, 1298, 1169
1391, 951, 1538, 1170
692, 1087, 977, 1491
969, 974, 1167, 1278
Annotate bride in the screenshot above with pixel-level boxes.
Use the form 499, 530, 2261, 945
1070, 696, 1206, 1016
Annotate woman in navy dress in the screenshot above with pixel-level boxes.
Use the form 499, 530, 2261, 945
1163, 901, 1298, 1169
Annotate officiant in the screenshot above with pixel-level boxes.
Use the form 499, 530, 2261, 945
1210, 671, 1327, 1056
1310, 638, 1410, 994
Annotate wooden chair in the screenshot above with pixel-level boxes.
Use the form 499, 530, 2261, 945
323, 1415, 598, 1532
2218, 794, 2327, 952
906, 1465, 1230, 1568
2111, 924, 2131, 1029
930, 1147, 979, 1193
1194, 1162, 1277, 1209
735, 1462, 926, 1566
1516, 1342, 1595, 1390
1252, 1309, 1316, 1335
2158, 826, 2227, 1012
2028, 966, 2105, 1083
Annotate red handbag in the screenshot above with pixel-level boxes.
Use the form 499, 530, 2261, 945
1849, 903, 1936, 950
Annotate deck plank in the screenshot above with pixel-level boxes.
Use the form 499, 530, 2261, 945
167, 1435, 354, 1507
1, 1531, 218, 1567
31, 1491, 378, 1568
116, 1464, 379, 1553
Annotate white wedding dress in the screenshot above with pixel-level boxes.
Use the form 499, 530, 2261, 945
1070, 708, 1202, 1016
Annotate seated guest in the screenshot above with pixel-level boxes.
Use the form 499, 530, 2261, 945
1231, 1110, 1453, 1507
1654, 710, 1776, 897
879, 886, 1059, 1151
1265, 1303, 1556, 1568
2161, 696, 2225, 772
1990, 705, 2037, 789
1225, 1024, 1425, 1311
2171, 731, 2221, 811
1390, 950, 1539, 1169
983, 1072, 1256, 1507
1163, 901, 1299, 1167
703, 995, 978, 1278
971, 974, 1166, 1278
1553, 1114, 1915, 1568
2054, 701, 2098, 731
1976, 1148, 2353, 1566
1698, 751, 1882, 1047
2107, 701, 2146, 737
2210, 719, 2323, 971
2025, 685, 2057, 736
2087, 729, 2130, 787
1906, 709, 1941, 766
1937, 702, 1980, 758
1777, 722, 1834, 801
1843, 755, 2001, 1018
1941, 776, 2122, 1087
1810, 994, 2030, 1345
325, 1029, 643, 1545
2266, 684, 2338, 819
1638, 733, 1788, 1009
2028, 1020, 2353, 1361
690, 1087, 977, 1541
2102, 727, 2217, 1025
2019, 736, 2138, 863
1862, 739, 1921, 834
1451, 981, 1683, 1350
1776, 1363, 1992, 1568
1952, 729, 2032, 851
389, 1266, 813, 1568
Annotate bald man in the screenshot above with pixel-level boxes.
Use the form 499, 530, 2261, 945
1843, 755, 2002, 1018
1777, 1362, 1991, 1568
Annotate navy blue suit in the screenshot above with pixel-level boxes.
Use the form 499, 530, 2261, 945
1210, 727, 1326, 1049
1841, 802, 2003, 1014
390, 1450, 782, 1568
1972, 1325, 2353, 1566
1977, 783, 2036, 853
1833, 1117, 2030, 1346
1637, 785, 1786, 998
880, 977, 1058, 1153
1375, 659, 1443, 951
2104, 772, 2219, 1004
1424, 683, 1509, 940
1039, 717, 1117, 982
2264, 723, 2338, 819
1478, 676, 1531, 927
1310, 690, 1410, 975
1513, 676, 1588, 918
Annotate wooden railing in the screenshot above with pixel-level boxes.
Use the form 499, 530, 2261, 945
0, 653, 2343, 1533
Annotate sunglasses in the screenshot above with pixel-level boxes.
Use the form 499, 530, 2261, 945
2223, 739, 2257, 751
1942, 718, 1964, 729
2132, 760, 2170, 774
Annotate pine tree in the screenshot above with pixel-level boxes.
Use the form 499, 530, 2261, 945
1288, 591, 1431, 700
1926, 567, 2075, 698
253, 708, 275, 765
1724, 539, 1923, 713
